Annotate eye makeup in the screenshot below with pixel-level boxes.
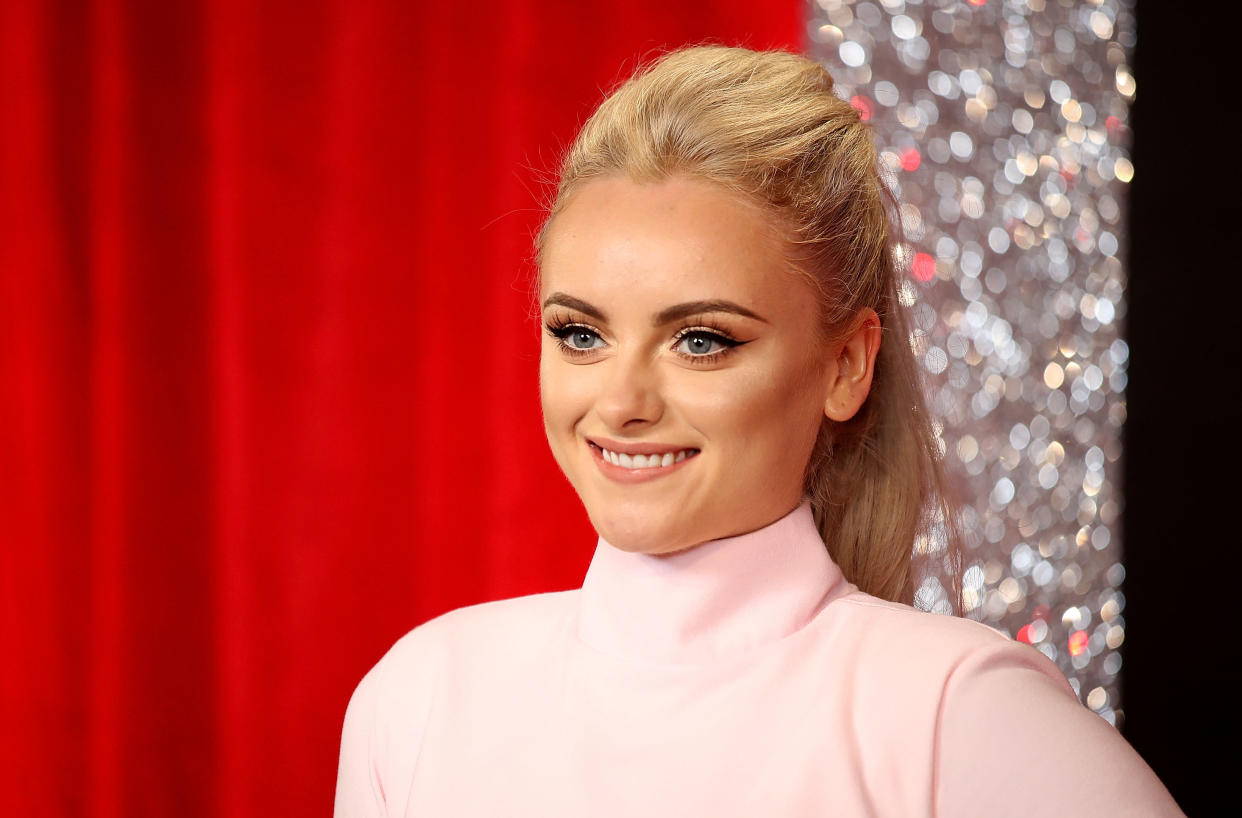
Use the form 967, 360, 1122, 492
543, 312, 749, 365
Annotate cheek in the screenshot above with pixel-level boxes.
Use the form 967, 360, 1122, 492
538, 353, 564, 430
701, 358, 819, 424
538, 351, 593, 434
683, 352, 824, 465
683, 372, 770, 428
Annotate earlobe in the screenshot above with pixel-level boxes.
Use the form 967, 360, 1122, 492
822, 308, 881, 422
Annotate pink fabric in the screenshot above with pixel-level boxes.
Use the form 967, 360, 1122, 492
334, 502, 1183, 816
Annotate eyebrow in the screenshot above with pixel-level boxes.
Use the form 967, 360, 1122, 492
541, 292, 768, 325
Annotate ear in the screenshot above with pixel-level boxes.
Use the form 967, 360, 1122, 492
823, 308, 882, 422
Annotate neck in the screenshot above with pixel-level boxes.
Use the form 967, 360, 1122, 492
577, 501, 843, 664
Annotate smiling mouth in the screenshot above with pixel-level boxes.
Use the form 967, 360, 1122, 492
588, 441, 701, 470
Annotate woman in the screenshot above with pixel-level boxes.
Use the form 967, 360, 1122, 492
335, 46, 1182, 816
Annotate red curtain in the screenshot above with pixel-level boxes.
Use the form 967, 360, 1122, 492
0, 2, 801, 815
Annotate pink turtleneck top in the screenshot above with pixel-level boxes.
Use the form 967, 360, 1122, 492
334, 502, 1183, 816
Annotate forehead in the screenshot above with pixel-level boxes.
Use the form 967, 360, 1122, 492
539, 176, 810, 311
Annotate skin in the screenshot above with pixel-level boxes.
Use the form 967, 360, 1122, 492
538, 175, 881, 555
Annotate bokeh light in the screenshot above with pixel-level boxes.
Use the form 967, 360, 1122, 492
809, 0, 1135, 726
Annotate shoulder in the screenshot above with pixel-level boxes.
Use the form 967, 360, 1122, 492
343, 590, 578, 730
812, 587, 1103, 809
336, 590, 580, 813
811, 591, 1181, 816
365, 589, 579, 698
827, 585, 1024, 662
819, 585, 1076, 714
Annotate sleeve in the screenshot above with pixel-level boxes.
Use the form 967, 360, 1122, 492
333, 664, 388, 818
933, 641, 1185, 818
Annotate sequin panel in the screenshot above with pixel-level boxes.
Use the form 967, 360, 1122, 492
808, 0, 1135, 727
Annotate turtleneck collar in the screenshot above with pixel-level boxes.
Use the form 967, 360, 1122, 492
576, 501, 844, 665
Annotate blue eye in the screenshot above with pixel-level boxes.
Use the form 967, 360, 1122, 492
546, 322, 607, 355
675, 331, 732, 357
566, 328, 603, 350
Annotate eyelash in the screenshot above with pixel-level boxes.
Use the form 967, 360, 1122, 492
543, 316, 744, 365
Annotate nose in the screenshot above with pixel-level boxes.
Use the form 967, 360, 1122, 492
594, 348, 664, 431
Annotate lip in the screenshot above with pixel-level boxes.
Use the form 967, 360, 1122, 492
586, 437, 700, 484
586, 436, 700, 456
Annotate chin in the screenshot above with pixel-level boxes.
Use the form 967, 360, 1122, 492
585, 504, 696, 555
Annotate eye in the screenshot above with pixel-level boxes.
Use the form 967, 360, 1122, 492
674, 330, 734, 357
565, 327, 604, 350
545, 320, 608, 356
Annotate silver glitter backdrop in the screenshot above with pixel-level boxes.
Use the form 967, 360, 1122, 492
806, 0, 1135, 725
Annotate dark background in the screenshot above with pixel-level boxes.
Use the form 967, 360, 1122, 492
1125, 1, 1240, 813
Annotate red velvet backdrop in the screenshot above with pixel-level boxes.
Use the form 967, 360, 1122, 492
0, 1, 802, 815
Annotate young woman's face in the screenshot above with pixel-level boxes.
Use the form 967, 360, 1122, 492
538, 176, 835, 555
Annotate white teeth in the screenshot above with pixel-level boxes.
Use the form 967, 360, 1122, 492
599, 446, 695, 469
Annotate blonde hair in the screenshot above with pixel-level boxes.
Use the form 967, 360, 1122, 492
537, 45, 962, 611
